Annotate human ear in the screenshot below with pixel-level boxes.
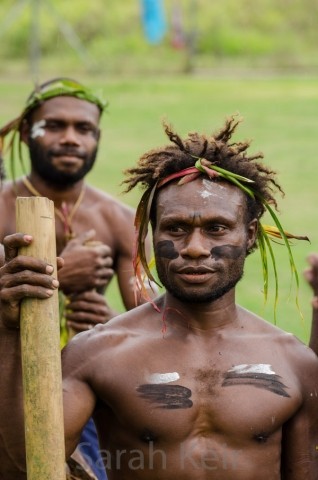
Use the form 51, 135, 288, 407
20, 119, 30, 146
246, 218, 258, 251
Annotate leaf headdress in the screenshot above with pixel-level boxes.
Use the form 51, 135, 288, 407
133, 156, 309, 320
0, 77, 108, 180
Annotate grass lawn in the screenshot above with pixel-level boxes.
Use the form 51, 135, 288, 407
1, 73, 317, 343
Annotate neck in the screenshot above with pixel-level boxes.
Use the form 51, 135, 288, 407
159, 289, 240, 334
25, 172, 85, 208
21, 173, 86, 242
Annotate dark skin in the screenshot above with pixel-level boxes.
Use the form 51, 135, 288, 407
304, 253, 318, 354
0, 96, 140, 329
0, 96, 151, 479
1, 178, 318, 479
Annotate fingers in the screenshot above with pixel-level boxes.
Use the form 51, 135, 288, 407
0, 255, 54, 276
0, 283, 57, 304
56, 257, 64, 270
0, 244, 4, 267
312, 296, 318, 310
64, 291, 112, 332
3, 233, 33, 262
68, 229, 96, 246
307, 253, 318, 270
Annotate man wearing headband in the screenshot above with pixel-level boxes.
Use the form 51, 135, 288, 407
0, 78, 148, 479
1, 116, 317, 479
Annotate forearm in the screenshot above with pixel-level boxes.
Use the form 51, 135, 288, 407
0, 320, 26, 478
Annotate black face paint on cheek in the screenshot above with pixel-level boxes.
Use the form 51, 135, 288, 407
222, 372, 290, 398
137, 384, 193, 409
155, 240, 179, 260
211, 244, 244, 260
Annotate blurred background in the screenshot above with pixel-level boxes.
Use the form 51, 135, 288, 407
0, 0, 317, 342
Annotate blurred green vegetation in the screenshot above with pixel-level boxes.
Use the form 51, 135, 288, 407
0, 1, 317, 344
0, 0, 318, 76
0, 75, 317, 344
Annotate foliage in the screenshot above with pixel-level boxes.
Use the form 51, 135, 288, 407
0, 0, 318, 74
0, 74, 317, 344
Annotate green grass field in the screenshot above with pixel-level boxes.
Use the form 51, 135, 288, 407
1, 73, 317, 343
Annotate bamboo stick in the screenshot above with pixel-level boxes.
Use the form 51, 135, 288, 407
16, 197, 65, 480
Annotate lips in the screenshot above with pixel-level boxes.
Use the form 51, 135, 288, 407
50, 149, 85, 160
177, 266, 215, 274
176, 266, 216, 284
55, 155, 82, 163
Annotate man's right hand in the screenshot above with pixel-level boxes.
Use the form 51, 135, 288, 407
0, 233, 61, 329
58, 229, 114, 295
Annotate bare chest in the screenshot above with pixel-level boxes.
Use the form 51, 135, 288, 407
54, 205, 116, 255
95, 351, 301, 446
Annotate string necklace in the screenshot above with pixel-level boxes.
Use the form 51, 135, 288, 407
22, 176, 85, 241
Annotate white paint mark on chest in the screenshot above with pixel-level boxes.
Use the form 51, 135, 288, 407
148, 372, 180, 384
227, 364, 276, 375
30, 120, 46, 139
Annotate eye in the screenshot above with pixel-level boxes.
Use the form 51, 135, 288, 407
76, 123, 98, 135
206, 224, 227, 234
45, 120, 62, 131
165, 223, 187, 234
171, 226, 185, 233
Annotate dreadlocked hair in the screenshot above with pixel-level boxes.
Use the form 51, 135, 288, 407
123, 115, 284, 225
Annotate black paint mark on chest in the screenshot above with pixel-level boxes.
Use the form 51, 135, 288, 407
211, 245, 244, 260
137, 384, 193, 409
222, 372, 290, 398
155, 240, 179, 259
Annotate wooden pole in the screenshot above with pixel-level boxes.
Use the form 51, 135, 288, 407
16, 197, 65, 480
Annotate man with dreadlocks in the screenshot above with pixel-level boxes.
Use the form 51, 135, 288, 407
1, 116, 318, 479
0, 78, 151, 480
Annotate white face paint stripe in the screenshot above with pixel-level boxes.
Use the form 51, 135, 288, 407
227, 364, 276, 375
200, 190, 213, 198
30, 120, 46, 139
148, 372, 180, 384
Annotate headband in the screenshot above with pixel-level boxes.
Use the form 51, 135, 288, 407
0, 78, 108, 179
134, 157, 309, 320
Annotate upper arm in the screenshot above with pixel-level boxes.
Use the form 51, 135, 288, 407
61, 341, 96, 457
116, 232, 156, 310
281, 352, 318, 479
113, 205, 153, 311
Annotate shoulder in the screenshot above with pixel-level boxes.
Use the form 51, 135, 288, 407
0, 180, 16, 200
240, 308, 318, 399
85, 184, 136, 222
262, 313, 318, 383
240, 306, 318, 369
62, 302, 159, 366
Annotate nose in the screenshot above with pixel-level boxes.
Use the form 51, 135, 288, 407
180, 230, 211, 259
59, 126, 80, 146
